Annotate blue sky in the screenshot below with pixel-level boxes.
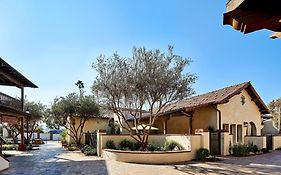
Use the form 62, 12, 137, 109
0, 0, 280, 105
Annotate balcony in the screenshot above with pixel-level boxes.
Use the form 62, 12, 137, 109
0, 91, 22, 111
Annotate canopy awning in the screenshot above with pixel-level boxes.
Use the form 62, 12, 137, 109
0, 58, 38, 88
132, 124, 159, 130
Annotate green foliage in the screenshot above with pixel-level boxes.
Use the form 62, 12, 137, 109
92, 46, 197, 150
81, 145, 97, 156
196, 148, 210, 161
119, 139, 135, 151
146, 144, 161, 152
133, 142, 141, 151
107, 118, 121, 135
164, 140, 183, 151
67, 145, 78, 151
60, 130, 67, 141
231, 144, 249, 156
48, 84, 100, 147
247, 142, 259, 154
268, 98, 281, 128
105, 140, 116, 149
35, 127, 44, 133
2, 144, 18, 150
230, 143, 260, 156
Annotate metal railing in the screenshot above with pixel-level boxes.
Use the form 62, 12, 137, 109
0, 91, 22, 111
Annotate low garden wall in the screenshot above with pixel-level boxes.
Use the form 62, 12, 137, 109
221, 132, 233, 156
103, 149, 192, 164
273, 135, 281, 150
244, 136, 266, 149
97, 132, 209, 163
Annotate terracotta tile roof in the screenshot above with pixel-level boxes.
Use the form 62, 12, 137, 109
160, 81, 269, 115
127, 81, 269, 121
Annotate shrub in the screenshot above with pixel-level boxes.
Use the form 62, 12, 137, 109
196, 148, 210, 161
133, 142, 141, 151
247, 142, 259, 154
146, 144, 156, 151
67, 145, 77, 151
230, 143, 260, 156
105, 140, 116, 149
119, 139, 134, 151
275, 147, 281, 151
2, 144, 18, 150
164, 140, 183, 151
81, 145, 97, 156
231, 144, 249, 156
146, 144, 162, 152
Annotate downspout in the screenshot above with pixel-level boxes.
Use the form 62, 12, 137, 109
212, 105, 221, 155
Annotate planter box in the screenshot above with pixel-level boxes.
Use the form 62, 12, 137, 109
103, 149, 193, 164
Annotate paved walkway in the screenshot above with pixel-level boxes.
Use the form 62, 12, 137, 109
2, 141, 183, 175
2, 142, 281, 175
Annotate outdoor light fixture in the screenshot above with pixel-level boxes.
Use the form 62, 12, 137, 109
26, 107, 30, 114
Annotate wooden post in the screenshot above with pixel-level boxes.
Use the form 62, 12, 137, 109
164, 119, 168, 135
189, 116, 193, 135
19, 87, 25, 150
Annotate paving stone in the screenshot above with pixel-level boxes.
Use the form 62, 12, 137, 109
3, 142, 281, 175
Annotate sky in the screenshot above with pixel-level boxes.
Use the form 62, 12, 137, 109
0, 0, 280, 106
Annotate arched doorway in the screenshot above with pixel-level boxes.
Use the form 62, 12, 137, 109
249, 122, 257, 136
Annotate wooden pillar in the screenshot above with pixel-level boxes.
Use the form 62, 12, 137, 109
164, 119, 168, 135
20, 87, 25, 149
189, 116, 193, 135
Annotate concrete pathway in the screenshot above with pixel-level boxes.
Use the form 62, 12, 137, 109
3, 142, 281, 175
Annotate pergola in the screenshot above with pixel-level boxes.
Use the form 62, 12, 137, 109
0, 58, 38, 150
223, 0, 281, 39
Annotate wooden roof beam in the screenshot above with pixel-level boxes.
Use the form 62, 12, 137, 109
0, 70, 25, 88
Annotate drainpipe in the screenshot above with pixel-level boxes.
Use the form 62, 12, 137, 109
212, 105, 222, 155
20, 87, 25, 148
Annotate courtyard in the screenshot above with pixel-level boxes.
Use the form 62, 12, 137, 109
2, 141, 281, 175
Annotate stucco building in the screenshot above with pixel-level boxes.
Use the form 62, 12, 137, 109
66, 116, 110, 144
131, 82, 269, 155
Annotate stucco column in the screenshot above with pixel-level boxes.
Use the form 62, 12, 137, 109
97, 130, 107, 157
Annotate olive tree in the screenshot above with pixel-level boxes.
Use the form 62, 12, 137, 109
268, 98, 281, 129
25, 101, 45, 144
92, 46, 197, 149
2, 100, 44, 144
48, 82, 100, 147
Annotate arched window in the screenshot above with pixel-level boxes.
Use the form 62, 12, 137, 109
249, 122, 257, 136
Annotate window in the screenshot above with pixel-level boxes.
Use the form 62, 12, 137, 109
223, 124, 229, 132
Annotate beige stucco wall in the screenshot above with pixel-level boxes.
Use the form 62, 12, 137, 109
98, 132, 209, 161
98, 134, 192, 156
192, 106, 218, 133
218, 90, 262, 144
103, 149, 193, 164
273, 135, 281, 150
244, 136, 266, 149
67, 117, 109, 144
153, 116, 190, 134
0, 156, 9, 171
98, 133, 209, 164
221, 132, 233, 155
